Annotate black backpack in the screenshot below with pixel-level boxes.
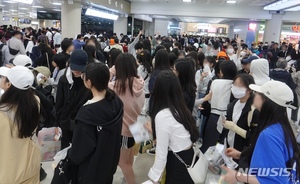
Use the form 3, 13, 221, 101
35, 85, 55, 129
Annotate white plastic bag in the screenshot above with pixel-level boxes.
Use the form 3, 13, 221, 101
38, 127, 61, 161
129, 115, 152, 143
53, 144, 72, 168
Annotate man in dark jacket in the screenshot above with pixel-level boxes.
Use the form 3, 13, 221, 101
268, 42, 280, 69
55, 50, 92, 149
270, 58, 298, 122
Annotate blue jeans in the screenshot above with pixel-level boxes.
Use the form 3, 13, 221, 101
198, 92, 206, 138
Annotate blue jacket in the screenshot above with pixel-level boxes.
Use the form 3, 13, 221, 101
73, 39, 86, 50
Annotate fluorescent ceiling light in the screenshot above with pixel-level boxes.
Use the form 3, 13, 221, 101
52, 2, 62, 5
263, 0, 300, 10
226, 0, 236, 3
285, 5, 300, 11
19, 12, 25, 14
19, 8, 28, 10
85, 8, 118, 20
183, 0, 192, 2
53, 9, 61, 11
32, 5, 43, 8
0, 4, 5, 7
10, 10, 17, 12
3, 1, 17, 3
38, 10, 47, 13
32, 21, 38, 25
6, 0, 33, 4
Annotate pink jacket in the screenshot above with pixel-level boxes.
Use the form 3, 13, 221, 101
109, 76, 145, 137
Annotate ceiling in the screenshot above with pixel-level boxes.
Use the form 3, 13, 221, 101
0, 0, 83, 19
128, 0, 275, 6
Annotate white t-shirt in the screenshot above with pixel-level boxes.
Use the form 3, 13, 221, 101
229, 54, 242, 70
148, 108, 192, 182
228, 100, 246, 147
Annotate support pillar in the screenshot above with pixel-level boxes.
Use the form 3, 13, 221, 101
228, 25, 234, 39
61, 0, 81, 39
263, 14, 283, 43
0, 10, 3, 26
113, 17, 127, 37
154, 19, 169, 36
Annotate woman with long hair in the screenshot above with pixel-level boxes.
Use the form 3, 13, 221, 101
137, 50, 152, 115
86, 38, 105, 63
223, 81, 300, 184
148, 70, 199, 184
67, 63, 124, 184
109, 53, 144, 184
45, 53, 67, 100
223, 74, 259, 153
173, 58, 197, 112
0, 66, 40, 183
84, 45, 99, 64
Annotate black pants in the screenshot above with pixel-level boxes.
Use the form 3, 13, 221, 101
201, 113, 220, 153
166, 147, 194, 184
61, 129, 73, 150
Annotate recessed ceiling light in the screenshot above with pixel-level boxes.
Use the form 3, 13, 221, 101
183, 0, 191, 2
19, 7, 28, 10
52, 2, 62, 5
32, 5, 43, 8
226, 0, 236, 3
38, 10, 47, 13
53, 9, 61, 11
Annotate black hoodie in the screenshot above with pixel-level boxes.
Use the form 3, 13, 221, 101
68, 93, 124, 184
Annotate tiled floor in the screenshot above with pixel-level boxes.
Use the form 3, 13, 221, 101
41, 153, 221, 184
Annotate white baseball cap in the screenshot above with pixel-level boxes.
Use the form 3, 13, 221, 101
12, 55, 32, 68
0, 67, 10, 77
6, 66, 34, 90
249, 81, 296, 109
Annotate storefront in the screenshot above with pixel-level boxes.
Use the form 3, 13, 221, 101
281, 24, 300, 44
181, 23, 228, 37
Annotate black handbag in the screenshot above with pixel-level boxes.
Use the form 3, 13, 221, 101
51, 157, 77, 184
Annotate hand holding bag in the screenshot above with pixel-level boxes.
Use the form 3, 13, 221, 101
174, 146, 208, 183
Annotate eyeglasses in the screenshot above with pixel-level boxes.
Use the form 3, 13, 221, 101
81, 73, 85, 80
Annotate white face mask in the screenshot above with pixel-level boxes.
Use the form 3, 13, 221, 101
240, 51, 246, 58
231, 85, 247, 99
227, 48, 234, 54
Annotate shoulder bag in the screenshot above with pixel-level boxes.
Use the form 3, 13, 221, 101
51, 156, 77, 184
173, 145, 208, 183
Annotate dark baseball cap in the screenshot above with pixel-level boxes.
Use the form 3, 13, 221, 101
241, 55, 259, 64
70, 50, 88, 72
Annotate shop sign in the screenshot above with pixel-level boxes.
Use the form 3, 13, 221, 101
292, 25, 300, 32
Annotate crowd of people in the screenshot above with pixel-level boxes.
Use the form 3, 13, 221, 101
0, 25, 300, 184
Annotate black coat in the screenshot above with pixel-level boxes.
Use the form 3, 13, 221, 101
68, 94, 124, 184
55, 72, 92, 131
226, 94, 260, 152
35, 52, 54, 72
269, 69, 297, 90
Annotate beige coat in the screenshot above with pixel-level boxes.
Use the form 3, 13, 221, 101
0, 110, 40, 184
